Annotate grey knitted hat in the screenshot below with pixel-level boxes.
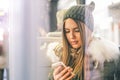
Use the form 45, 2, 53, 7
63, 2, 95, 31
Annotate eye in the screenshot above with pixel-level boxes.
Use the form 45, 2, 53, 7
65, 29, 70, 33
74, 28, 80, 32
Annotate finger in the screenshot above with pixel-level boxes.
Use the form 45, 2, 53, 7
59, 67, 71, 76
54, 67, 70, 80
54, 74, 61, 80
68, 67, 73, 72
66, 73, 75, 80
56, 67, 71, 80
53, 66, 64, 76
53, 66, 72, 80
60, 68, 74, 80
59, 71, 71, 80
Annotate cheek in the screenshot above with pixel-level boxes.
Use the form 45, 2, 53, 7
66, 34, 70, 41
65, 34, 72, 46
77, 34, 82, 44
76, 33, 81, 38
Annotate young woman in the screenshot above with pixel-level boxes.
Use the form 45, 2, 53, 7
48, 2, 120, 80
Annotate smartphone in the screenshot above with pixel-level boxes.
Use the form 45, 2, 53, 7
52, 61, 66, 69
52, 62, 75, 76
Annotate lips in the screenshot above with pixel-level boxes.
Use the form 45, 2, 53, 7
70, 41, 78, 45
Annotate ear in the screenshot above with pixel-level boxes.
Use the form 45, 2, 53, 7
88, 1, 95, 12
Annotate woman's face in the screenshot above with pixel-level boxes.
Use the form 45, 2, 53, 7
64, 18, 82, 49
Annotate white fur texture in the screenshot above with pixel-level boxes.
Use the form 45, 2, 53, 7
47, 42, 60, 63
88, 37, 120, 63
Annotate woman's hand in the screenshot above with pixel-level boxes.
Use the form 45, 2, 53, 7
53, 66, 75, 80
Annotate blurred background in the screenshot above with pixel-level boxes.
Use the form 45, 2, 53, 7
0, 0, 120, 80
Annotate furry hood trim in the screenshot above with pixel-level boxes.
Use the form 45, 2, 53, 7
87, 36, 120, 63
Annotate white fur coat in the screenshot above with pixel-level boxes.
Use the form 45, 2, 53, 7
87, 36, 120, 63
47, 42, 60, 63
47, 36, 120, 66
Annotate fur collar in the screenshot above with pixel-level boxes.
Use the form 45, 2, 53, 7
87, 36, 120, 63
47, 36, 120, 64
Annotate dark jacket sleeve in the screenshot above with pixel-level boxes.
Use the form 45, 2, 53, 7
116, 56, 120, 80
103, 61, 116, 80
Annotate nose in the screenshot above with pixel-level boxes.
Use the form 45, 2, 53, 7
69, 31, 75, 39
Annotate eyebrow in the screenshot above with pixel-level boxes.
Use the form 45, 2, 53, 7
64, 27, 79, 30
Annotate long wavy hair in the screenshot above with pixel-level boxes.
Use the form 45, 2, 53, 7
61, 19, 86, 77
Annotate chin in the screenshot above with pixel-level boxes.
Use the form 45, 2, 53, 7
72, 45, 80, 49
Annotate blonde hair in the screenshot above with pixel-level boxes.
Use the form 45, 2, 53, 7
61, 20, 86, 77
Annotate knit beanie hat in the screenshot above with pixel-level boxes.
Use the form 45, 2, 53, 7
63, 2, 95, 31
